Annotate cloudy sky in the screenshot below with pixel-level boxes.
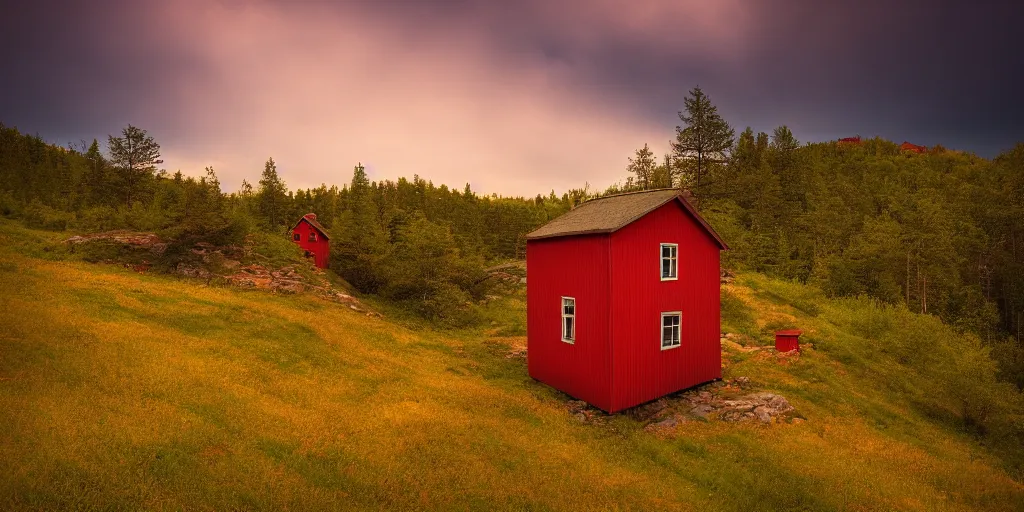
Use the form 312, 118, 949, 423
1, 0, 1021, 196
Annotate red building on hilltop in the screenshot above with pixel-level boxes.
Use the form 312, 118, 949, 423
526, 189, 728, 413
900, 141, 928, 153
290, 213, 330, 269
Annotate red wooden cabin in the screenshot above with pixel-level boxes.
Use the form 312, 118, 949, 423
838, 136, 862, 145
526, 189, 728, 413
900, 141, 927, 153
290, 213, 330, 269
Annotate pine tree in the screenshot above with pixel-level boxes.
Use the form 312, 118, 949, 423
626, 143, 659, 190
81, 139, 110, 206
107, 125, 163, 205
257, 157, 287, 228
334, 163, 388, 292
671, 87, 735, 204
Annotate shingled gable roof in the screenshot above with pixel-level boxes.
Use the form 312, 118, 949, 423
525, 188, 728, 249
291, 215, 331, 240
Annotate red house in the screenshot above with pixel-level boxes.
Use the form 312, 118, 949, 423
525, 189, 728, 413
290, 213, 330, 269
899, 141, 927, 153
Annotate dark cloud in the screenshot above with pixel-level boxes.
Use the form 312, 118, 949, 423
0, 0, 1021, 192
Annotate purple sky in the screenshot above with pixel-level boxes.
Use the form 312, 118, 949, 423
2, 0, 1022, 196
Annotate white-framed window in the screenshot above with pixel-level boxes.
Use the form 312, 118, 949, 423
561, 297, 576, 343
661, 312, 681, 350
308, 232, 317, 242
660, 243, 678, 280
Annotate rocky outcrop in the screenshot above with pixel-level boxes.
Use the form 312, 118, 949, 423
718, 393, 794, 423
65, 231, 379, 316
567, 376, 801, 434
225, 264, 309, 294
65, 231, 168, 254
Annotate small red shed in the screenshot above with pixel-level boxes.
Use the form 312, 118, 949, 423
290, 213, 330, 269
775, 329, 802, 353
526, 189, 728, 413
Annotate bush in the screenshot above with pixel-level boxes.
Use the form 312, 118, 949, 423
21, 199, 72, 231
69, 206, 121, 232
0, 191, 21, 217
991, 338, 1024, 391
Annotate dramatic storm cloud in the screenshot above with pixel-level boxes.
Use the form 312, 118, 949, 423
1, 0, 1021, 195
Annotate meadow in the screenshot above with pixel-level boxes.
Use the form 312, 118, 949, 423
1, 219, 1022, 511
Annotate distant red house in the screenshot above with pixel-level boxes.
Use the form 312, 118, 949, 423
290, 213, 330, 269
525, 189, 728, 413
900, 141, 927, 153
838, 136, 862, 145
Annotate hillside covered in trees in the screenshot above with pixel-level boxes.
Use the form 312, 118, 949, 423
2, 87, 1024, 387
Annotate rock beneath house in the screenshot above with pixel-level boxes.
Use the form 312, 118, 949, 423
628, 399, 669, 421
690, 404, 715, 418
644, 415, 683, 433
719, 393, 793, 423
566, 400, 588, 413
574, 412, 587, 423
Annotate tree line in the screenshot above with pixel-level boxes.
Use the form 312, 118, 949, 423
3, 89, 1024, 369
0, 122, 571, 323
610, 86, 1024, 389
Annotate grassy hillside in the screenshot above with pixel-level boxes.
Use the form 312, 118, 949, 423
1, 219, 1022, 511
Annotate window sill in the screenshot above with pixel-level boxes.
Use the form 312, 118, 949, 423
661, 343, 681, 351
660, 276, 678, 281
561, 338, 575, 344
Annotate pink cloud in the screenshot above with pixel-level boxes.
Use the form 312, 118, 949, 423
147, 1, 749, 196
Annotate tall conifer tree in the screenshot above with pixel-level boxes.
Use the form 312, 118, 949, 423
671, 87, 735, 204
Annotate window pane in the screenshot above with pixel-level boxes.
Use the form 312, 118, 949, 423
662, 246, 671, 258
565, 318, 574, 339
662, 259, 671, 277
662, 326, 672, 346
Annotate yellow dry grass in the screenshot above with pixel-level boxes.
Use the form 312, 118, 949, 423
0, 221, 1022, 510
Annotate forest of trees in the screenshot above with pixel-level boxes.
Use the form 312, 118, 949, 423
2, 86, 1024, 384
0, 123, 573, 322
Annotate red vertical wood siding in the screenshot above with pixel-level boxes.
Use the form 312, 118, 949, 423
608, 200, 721, 412
775, 333, 800, 352
527, 235, 613, 411
291, 220, 331, 269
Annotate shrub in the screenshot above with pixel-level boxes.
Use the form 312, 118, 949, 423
0, 191, 21, 217
21, 199, 72, 231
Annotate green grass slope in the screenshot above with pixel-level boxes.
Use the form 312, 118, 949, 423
1, 219, 1022, 511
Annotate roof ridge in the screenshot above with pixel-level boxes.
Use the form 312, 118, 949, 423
583, 188, 679, 203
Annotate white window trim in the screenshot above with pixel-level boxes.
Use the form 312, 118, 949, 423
660, 243, 679, 281
660, 311, 682, 351
561, 296, 576, 344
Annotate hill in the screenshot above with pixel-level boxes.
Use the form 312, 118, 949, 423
1, 219, 1022, 510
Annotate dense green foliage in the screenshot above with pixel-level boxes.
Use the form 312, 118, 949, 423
0, 122, 570, 323
618, 94, 1024, 390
